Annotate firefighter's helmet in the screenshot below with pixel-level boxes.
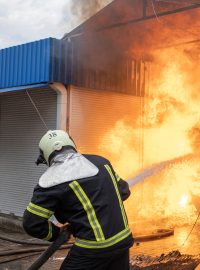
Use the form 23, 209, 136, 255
38, 130, 76, 165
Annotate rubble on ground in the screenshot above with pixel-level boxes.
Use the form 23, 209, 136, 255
130, 250, 200, 270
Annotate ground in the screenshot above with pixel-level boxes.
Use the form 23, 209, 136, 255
0, 227, 200, 269
0, 249, 200, 270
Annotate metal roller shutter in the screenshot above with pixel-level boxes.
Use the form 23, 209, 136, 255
0, 87, 57, 216
69, 86, 143, 177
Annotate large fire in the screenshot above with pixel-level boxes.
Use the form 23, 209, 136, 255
179, 194, 189, 208
99, 45, 200, 228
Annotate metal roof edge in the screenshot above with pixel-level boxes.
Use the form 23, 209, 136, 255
0, 37, 54, 51
0, 83, 49, 93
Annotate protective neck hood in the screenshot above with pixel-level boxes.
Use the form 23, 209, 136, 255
39, 150, 99, 188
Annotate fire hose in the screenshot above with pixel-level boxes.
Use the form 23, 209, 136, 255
0, 229, 72, 269
27, 229, 71, 270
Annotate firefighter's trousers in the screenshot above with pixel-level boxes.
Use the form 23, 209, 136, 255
60, 246, 130, 270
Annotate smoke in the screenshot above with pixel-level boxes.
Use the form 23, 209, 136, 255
69, 0, 112, 27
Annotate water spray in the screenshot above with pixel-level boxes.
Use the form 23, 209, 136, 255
127, 153, 193, 187
127, 153, 200, 250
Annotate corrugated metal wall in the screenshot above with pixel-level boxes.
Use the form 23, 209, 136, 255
68, 36, 148, 96
51, 38, 70, 84
0, 36, 148, 97
0, 86, 57, 216
0, 38, 69, 90
69, 86, 144, 176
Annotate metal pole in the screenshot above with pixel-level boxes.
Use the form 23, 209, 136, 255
96, 4, 200, 32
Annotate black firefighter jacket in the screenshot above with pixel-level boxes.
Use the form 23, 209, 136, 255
23, 154, 133, 252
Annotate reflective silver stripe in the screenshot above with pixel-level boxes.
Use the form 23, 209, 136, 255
69, 181, 105, 241
27, 202, 53, 219
75, 227, 131, 249
104, 165, 128, 227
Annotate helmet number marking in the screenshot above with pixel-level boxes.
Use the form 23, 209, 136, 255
49, 132, 57, 139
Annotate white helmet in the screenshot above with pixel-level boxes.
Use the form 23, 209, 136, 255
38, 130, 76, 165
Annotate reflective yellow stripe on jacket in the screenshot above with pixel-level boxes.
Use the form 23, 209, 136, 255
27, 202, 54, 219
69, 180, 105, 242
43, 221, 53, 241
75, 227, 131, 249
104, 164, 128, 228
115, 172, 121, 182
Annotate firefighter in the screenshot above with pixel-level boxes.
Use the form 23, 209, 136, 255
23, 130, 134, 270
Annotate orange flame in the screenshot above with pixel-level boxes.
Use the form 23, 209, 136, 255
179, 194, 189, 208
99, 46, 200, 228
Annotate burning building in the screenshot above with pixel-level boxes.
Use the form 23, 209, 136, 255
62, 0, 200, 230
0, 0, 200, 254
